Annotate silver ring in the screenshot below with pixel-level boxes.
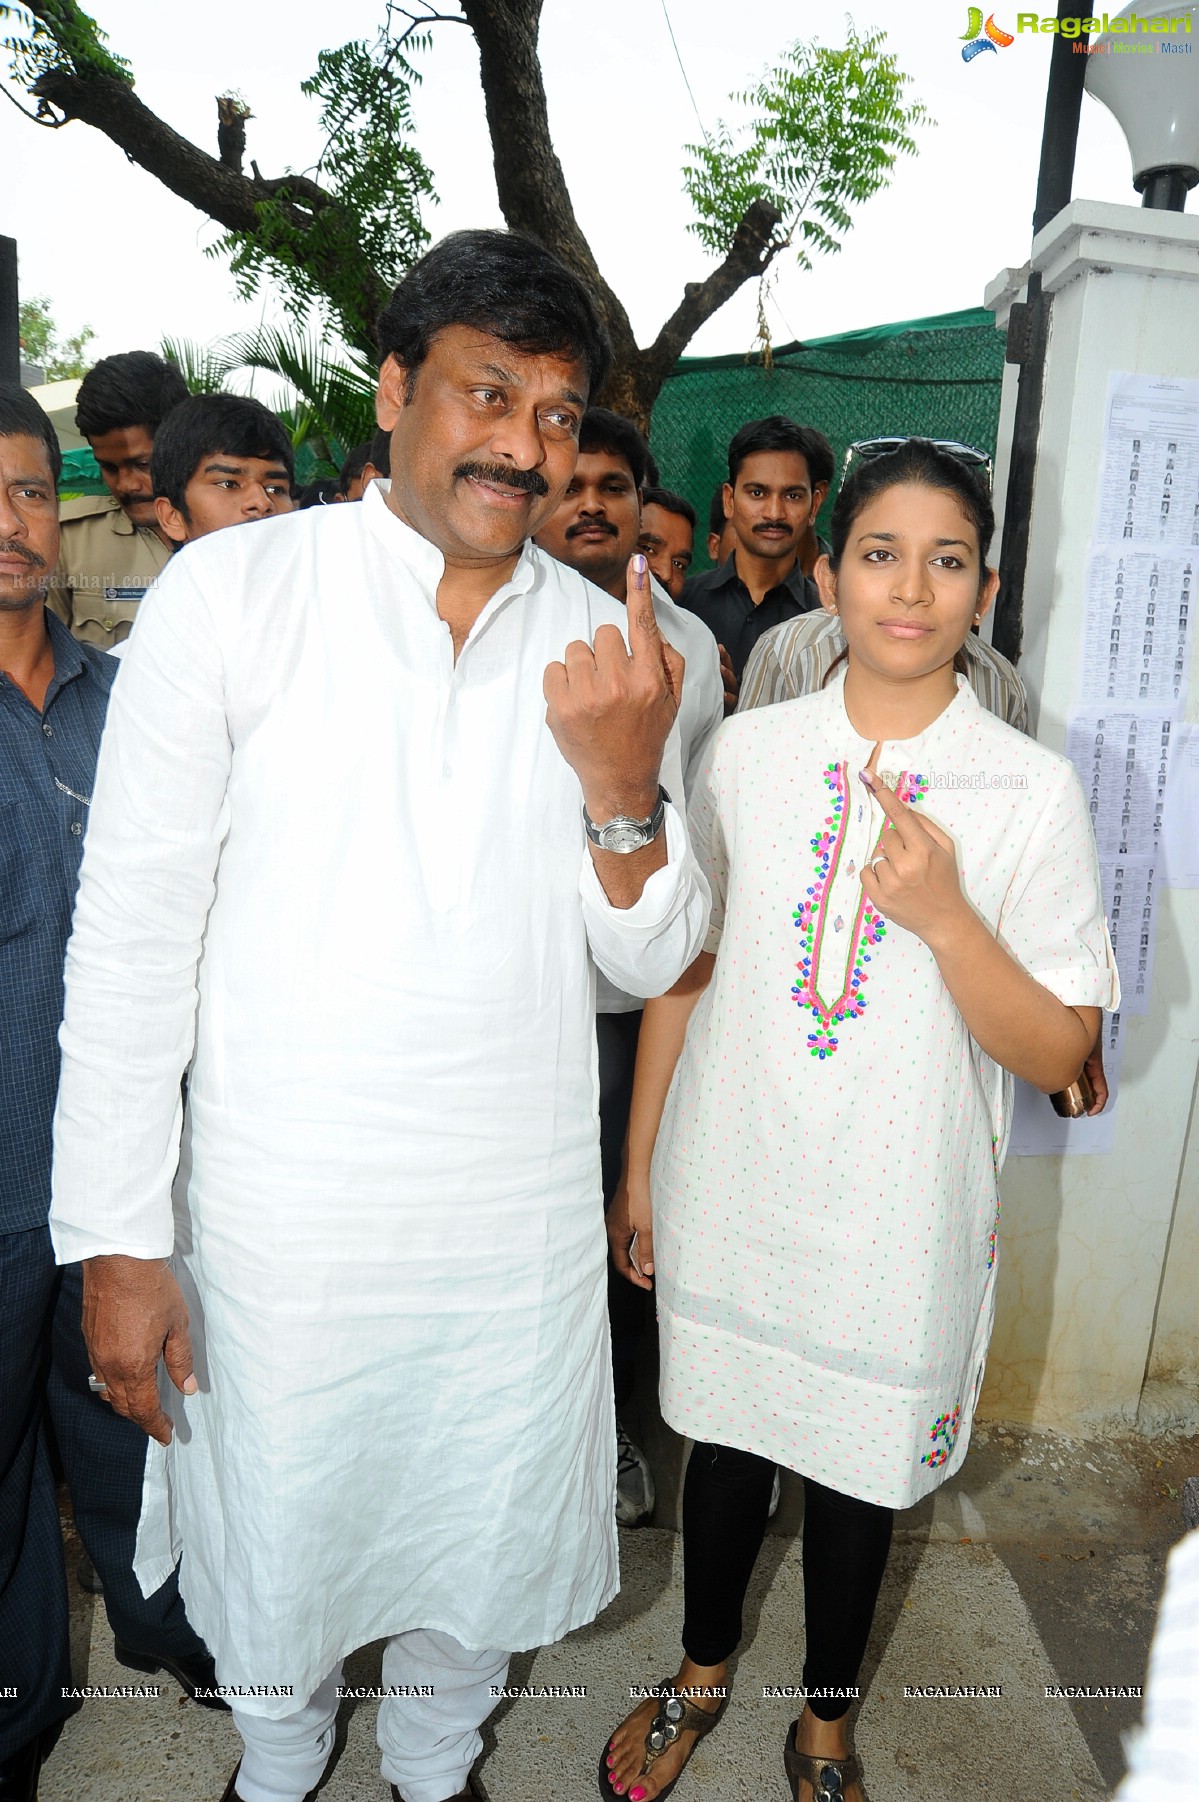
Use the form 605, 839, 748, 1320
869, 854, 889, 872
87, 1375, 109, 1394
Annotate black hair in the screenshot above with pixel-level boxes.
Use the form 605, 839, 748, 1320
338, 441, 373, 495
726, 414, 826, 488
75, 351, 189, 441
151, 393, 295, 517
708, 482, 727, 537
0, 383, 62, 484
577, 407, 649, 491
642, 485, 696, 530
376, 229, 611, 403
827, 438, 995, 582
802, 427, 835, 494
298, 478, 342, 509
367, 427, 391, 477
820, 438, 995, 688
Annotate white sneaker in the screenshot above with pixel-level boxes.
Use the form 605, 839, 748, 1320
615, 1422, 655, 1525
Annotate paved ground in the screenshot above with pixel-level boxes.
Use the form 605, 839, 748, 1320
38, 1422, 1196, 1802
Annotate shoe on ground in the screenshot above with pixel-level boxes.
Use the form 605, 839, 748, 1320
114, 1639, 230, 1711
391, 1775, 486, 1801
615, 1422, 655, 1526
76, 1551, 103, 1595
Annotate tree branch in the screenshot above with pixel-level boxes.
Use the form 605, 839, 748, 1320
458, 0, 638, 375
28, 64, 390, 327
637, 198, 783, 394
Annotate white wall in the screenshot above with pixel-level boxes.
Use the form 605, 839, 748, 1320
982, 201, 1199, 1429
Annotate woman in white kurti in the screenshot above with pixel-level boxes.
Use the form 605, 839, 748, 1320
602, 443, 1118, 1802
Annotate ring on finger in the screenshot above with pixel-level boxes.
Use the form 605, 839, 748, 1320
87, 1374, 109, 1394
869, 854, 889, 872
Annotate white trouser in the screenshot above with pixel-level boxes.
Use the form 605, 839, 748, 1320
232, 1629, 510, 1802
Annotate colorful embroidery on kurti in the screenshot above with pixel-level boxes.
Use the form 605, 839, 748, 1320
790, 763, 927, 1058
987, 1135, 1000, 1270
920, 1404, 962, 1469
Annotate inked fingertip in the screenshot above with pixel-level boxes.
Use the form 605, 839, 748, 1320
631, 552, 647, 577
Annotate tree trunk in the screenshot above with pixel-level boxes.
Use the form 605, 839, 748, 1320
458, 0, 641, 398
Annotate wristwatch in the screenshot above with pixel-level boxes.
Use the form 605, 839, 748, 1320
582, 786, 670, 854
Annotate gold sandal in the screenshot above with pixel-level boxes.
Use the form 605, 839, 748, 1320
599, 1675, 727, 1800
783, 1719, 866, 1801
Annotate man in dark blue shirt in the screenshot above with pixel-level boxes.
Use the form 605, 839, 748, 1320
0, 388, 217, 1802
680, 415, 829, 701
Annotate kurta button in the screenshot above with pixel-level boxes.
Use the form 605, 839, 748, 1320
103, 617, 114, 630
70, 821, 83, 836
42, 721, 53, 736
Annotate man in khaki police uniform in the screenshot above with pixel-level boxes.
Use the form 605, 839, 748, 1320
49, 351, 188, 649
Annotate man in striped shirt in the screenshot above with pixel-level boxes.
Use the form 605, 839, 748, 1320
737, 606, 1030, 731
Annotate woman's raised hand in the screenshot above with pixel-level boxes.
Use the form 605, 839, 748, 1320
858, 769, 968, 952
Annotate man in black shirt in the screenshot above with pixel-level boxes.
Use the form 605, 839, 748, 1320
681, 415, 828, 703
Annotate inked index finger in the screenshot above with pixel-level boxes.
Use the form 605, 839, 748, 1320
624, 553, 663, 660
861, 767, 921, 848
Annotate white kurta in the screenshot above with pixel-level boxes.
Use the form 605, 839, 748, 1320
655, 673, 1118, 1509
49, 483, 709, 1717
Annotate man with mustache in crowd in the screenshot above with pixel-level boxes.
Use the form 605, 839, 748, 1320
637, 487, 696, 602
49, 231, 708, 1802
681, 415, 827, 706
0, 387, 218, 1802
48, 352, 188, 650
535, 407, 722, 1528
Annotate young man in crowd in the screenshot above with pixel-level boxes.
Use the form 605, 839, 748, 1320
535, 407, 722, 1529
682, 414, 826, 697
0, 388, 219, 1802
151, 394, 296, 546
48, 351, 188, 649
795, 426, 834, 577
533, 407, 723, 799
706, 482, 734, 567
339, 428, 392, 500
49, 231, 708, 1802
637, 485, 695, 601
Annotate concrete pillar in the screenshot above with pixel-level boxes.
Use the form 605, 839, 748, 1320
982, 200, 1199, 1430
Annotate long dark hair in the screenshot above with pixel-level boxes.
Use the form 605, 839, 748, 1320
822, 439, 994, 686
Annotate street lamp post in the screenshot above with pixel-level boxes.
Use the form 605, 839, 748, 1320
992, 0, 1091, 662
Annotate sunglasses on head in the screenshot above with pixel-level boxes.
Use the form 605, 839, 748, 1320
843, 437, 993, 491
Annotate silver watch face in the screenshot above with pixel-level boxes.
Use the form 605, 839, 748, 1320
597, 821, 650, 853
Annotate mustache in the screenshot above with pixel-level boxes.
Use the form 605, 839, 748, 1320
565, 519, 618, 540
0, 541, 46, 568
454, 460, 549, 497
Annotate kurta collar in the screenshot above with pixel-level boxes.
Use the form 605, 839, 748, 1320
360, 478, 537, 618
822, 665, 978, 768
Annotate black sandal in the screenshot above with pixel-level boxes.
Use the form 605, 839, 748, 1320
784, 1719, 865, 1801
599, 1675, 728, 1800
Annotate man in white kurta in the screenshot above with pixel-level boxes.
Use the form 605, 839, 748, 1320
49, 230, 709, 1802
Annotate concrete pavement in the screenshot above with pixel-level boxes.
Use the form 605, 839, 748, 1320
38, 1422, 1195, 1802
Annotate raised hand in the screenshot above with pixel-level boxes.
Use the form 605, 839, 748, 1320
858, 768, 968, 951
543, 553, 684, 822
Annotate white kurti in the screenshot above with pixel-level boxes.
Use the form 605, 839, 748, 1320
49, 483, 710, 1717
655, 672, 1118, 1509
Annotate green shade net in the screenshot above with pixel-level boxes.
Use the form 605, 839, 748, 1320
57, 439, 341, 500
58, 446, 107, 497
648, 306, 1006, 571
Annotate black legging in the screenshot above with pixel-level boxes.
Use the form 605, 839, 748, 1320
681, 1440, 893, 1722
